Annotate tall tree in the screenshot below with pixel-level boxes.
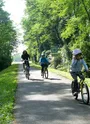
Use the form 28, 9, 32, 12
0, 0, 17, 70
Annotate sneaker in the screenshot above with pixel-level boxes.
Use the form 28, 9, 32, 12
73, 92, 78, 96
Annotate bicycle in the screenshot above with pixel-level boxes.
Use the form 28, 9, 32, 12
71, 71, 89, 104
23, 60, 30, 80
42, 66, 48, 79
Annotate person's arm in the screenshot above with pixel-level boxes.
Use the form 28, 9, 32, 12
39, 58, 41, 63
21, 55, 24, 61
46, 58, 50, 65
27, 54, 30, 60
82, 59, 88, 71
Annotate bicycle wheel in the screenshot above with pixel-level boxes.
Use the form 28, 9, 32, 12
26, 73, 29, 80
81, 83, 89, 104
25, 68, 30, 80
42, 72, 44, 78
45, 69, 48, 79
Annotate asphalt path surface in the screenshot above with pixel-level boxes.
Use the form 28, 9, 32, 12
13, 64, 90, 124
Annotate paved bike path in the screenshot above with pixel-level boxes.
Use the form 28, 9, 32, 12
13, 64, 90, 124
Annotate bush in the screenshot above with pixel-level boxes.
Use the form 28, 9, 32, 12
53, 54, 62, 68
0, 55, 12, 71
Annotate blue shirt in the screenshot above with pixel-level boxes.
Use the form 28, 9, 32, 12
39, 57, 49, 65
70, 59, 88, 72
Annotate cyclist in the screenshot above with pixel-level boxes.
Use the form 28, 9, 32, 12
70, 48, 89, 95
21, 50, 30, 71
39, 53, 50, 76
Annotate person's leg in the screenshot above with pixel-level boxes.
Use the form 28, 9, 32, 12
27, 61, 30, 71
78, 72, 85, 80
70, 72, 78, 92
42, 64, 46, 73
27, 61, 30, 67
26, 61, 30, 75
41, 65, 43, 75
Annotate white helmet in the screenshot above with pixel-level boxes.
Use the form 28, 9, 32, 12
41, 53, 45, 56
72, 49, 82, 55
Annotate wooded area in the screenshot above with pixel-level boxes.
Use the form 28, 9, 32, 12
0, 0, 17, 71
22, 0, 90, 70
0, 0, 90, 71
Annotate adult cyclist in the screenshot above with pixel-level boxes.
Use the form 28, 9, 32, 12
39, 53, 50, 76
21, 50, 30, 71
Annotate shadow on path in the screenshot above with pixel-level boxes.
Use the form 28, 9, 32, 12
14, 64, 90, 124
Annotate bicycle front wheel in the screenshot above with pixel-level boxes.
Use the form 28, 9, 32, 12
81, 83, 89, 104
25, 69, 30, 80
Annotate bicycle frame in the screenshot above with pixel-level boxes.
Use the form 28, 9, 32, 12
79, 79, 84, 91
71, 73, 89, 104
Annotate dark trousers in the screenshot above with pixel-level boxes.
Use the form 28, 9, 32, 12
41, 64, 48, 73
70, 72, 85, 91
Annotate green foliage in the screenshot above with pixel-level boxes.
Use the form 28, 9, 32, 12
80, 42, 90, 66
52, 53, 62, 69
45, 50, 51, 57
0, 64, 18, 123
70, 40, 90, 64
0, 1, 17, 71
22, 0, 64, 55
22, 0, 90, 71
61, 17, 80, 39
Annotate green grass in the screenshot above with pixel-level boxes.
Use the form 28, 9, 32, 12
31, 63, 72, 79
31, 63, 90, 87
0, 63, 89, 124
0, 64, 18, 124
31, 63, 41, 69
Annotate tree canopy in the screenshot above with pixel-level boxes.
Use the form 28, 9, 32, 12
22, 0, 90, 66
0, 0, 17, 71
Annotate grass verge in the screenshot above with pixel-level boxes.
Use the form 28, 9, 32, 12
31, 63, 72, 79
0, 64, 18, 124
31, 63, 90, 87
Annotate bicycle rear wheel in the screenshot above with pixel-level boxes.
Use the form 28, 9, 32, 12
81, 83, 89, 104
45, 69, 48, 79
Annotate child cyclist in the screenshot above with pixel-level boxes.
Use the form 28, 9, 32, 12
39, 53, 50, 76
70, 49, 89, 95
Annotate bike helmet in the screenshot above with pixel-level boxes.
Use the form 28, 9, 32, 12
41, 53, 45, 56
72, 49, 82, 55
